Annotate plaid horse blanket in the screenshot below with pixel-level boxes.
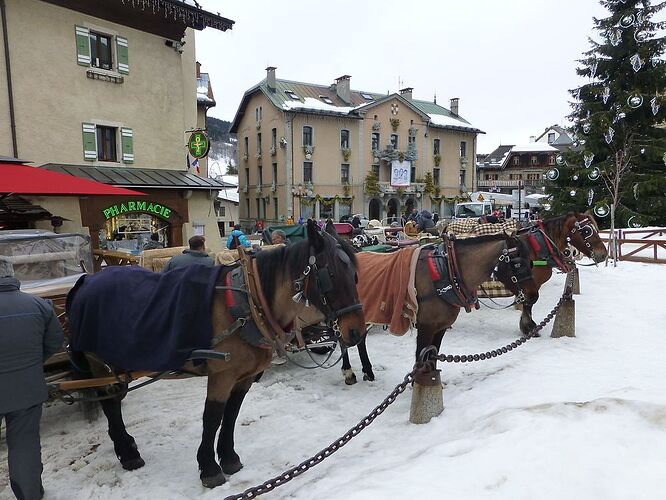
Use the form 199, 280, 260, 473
447, 219, 519, 298
356, 247, 420, 335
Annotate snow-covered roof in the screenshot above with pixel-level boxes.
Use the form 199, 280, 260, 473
281, 97, 356, 114
197, 73, 215, 105
216, 174, 238, 203
511, 143, 558, 153
428, 113, 479, 132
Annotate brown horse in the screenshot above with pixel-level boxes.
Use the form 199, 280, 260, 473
66, 220, 365, 488
514, 212, 608, 335
323, 229, 539, 385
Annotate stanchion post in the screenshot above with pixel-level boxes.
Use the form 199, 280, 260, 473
551, 275, 576, 338
571, 266, 580, 295
409, 369, 444, 424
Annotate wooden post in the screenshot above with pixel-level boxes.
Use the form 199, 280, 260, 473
409, 369, 444, 424
571, 266, 580, 295
551, 276, 576, 338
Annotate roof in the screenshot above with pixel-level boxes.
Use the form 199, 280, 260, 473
0, 196, 52, 221
480, 145, 513, 169
480, 143, 558, 170
40, 164, 235, 191
535, 124, 574, 145
230, 78, 483, 134
215, 175, 239, 203
197, 72, 216, 106
511, 143, 559, 153
0, 162, 144, 196
141, 0, 234, 32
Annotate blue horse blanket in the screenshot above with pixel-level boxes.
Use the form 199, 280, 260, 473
67, 264, 223, 371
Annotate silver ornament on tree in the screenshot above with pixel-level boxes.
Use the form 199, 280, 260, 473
590, 60, 599, 79
588, 167, 601, 181
608, 29, 622, 46
587, 188, 595, 206
556, 154, 566, 166
633, 182, 639, 200
630, 53, 643, 72
594, 204, 610, 218
604, 126, 615, 144
572, 174, 579, 181
634, 30, 648, 43
583, 122, 591, 134
546, 168, 560, 181
619, 13, 635, 27
627, 216, 642, 228
627, 94, 643, 108
570, 190, 577, 197
584, 152, 594, 168
651, 96, 660, 115
602, 86, 610, 104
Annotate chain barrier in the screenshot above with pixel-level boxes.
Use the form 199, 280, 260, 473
223, 366, 421, 500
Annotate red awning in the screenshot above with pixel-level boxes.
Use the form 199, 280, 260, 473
0, 162, 144, 196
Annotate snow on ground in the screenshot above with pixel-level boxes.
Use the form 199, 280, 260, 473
2, 261, 666, 500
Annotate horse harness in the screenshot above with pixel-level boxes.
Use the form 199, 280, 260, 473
566, 216, 599, 257
423, 236, 532, 312
524, 222, 571, 273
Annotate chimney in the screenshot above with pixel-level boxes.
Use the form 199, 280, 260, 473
266, 66, 277, 90
399, 87, 413, 100
450, 97, 459, 116
334, 75, 351, 104
196, 61, 201, 78
529, 135, 536, 143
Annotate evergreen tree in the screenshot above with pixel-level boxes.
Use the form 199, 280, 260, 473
546, 0, 666, 230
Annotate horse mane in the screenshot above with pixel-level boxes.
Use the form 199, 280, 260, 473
255, 233, 357, 304
540, 214, 569, 238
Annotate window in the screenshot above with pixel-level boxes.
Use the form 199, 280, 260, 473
434, 139, 440, 155
96, 125, 117, 161
285, 89, 299, 100
319, 95, 333, 104
257, 133, 262, 155
410, 166, 416, 183
320, 200, 334, 220
433, 168, 440, 186
548, 155, 555, 165
408, 135, 416, 147
459, 141, 467, 158
300, 201, 314, 219
361, 93, 374, 101
303, 161, 313, 182
244, 137, 249, 155
340, 129, 350, 149
271, 128, 277, 149
303, 126, 313, 146
509, 173, 523, 180
245, 168, 250, 187
258, 165, 263, 186
259, 106, 263, 120
531, 155, 538, 165
219, 206, 226, 217
484, 173, 499, 180
371, 133, 380, 151
256, 198, 261, 220
526, 173, 540, 180
513, 156, 520, 166
90, 31, 112, 70
339, 202, 351, 219
372, 164, 380, 179
341, 164, 350, 183
272, 163, 278, 183
459, 169, 466, 187
245, 199, 250, 218
390, 134, 398, 149
273, 198, 279, 219
547, 132, 555, 144
255, 108, 259, 122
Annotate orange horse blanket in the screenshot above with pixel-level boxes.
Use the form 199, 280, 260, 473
356, 247, 420, 335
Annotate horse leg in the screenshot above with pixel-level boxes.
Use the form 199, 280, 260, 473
217, 377, 253, 475
520, 303, 538, 336
341, 347, 357, 385
99, 396, 144, 470
357, 331, 375, 381
196, 395, 227, 488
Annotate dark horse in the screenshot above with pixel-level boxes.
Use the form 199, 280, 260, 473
66, 220, 365, 488
514, 212, 608, 335
332, 231, 540, 385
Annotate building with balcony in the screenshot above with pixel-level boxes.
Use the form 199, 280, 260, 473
0, 0, 234, 251
229, 68, 484, 224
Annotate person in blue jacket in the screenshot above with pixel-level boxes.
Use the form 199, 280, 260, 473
226, 224, 252, 250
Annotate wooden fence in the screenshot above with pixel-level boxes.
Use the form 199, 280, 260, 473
599, 228, 666, 264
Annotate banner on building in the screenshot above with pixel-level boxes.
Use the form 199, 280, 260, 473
390, 160, 411, 187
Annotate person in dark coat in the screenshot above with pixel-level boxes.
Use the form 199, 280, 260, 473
417, 210, 435, 232
162, 235, 214, 272
0, 258, 64, 500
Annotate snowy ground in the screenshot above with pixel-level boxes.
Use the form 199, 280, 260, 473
2, 260, 666, 500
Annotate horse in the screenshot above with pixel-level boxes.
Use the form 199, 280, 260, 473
66, 220, 365, 488
295, 225, 538, 385
514, 212, 608, 335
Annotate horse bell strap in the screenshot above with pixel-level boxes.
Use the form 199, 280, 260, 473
237, 248, 284, 349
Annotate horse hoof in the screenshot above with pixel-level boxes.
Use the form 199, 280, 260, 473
222, 460, 243, 475
363, 372, 375, 382
345, 374, 357, 385
201, 471, 227, 488
121, 457, 145, 470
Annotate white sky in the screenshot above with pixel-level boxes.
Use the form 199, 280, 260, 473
195, 0, 607, 154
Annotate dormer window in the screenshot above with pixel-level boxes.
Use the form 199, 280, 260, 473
285, 90, 299, 100
361, 93, 374, 101
319, 95, 333, 105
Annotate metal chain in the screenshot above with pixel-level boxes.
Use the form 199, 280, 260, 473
223, 367, 420, 500
432, 280, 574, 365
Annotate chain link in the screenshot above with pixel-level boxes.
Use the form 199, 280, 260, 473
223, 367, 420, 500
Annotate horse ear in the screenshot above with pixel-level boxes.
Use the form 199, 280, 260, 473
324, 219, 338, 237
306, 219, 325, 252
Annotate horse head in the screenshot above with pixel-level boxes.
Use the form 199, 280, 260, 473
564, 212, 608, 263
300, 220, 365, 347
494, 231, 540, 307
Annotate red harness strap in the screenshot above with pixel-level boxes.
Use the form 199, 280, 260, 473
427, 252, 440, 281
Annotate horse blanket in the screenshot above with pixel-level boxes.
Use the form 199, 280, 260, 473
447, 219, 519, 238
67, 264, 223, 371
356, 247, 420, 335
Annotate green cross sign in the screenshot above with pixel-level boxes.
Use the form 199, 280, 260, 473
188, 131, 210, 159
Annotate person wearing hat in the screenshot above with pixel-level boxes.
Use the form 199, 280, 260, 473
0, 258, 64, 500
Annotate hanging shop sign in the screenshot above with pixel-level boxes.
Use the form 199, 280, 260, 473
187, 131, 210, 159
102, 200, 173, 221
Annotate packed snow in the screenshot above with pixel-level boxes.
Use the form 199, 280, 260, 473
511, 143, 559, 153
2, 259, 666, 500
282, 98, 356, 114
428, 113, 479, 131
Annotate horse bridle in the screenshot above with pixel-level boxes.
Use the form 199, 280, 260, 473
566, 216, 599, 258
293, 242, 363, 338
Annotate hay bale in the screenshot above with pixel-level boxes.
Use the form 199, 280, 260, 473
140, 247, 187, 272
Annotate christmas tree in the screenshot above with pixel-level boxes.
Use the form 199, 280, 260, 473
546, 0, 666, 231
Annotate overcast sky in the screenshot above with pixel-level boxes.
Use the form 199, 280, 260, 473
195, 0, 607, 154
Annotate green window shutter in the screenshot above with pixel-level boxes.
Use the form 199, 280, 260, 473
116, 36, 129, 74
121, 127, 134, 163
82, 123, 97, 161
75, 26, 90, 66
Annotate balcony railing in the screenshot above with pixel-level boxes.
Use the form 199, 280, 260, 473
377, 181, 426, 194
477, 179, 545, 188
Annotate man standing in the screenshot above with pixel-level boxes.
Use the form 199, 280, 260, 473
162, 235, 214, 271
0, 259, 64, 500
